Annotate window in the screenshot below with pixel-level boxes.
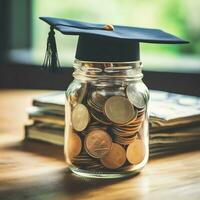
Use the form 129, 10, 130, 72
27, 0, 200, 73
2, 0, 199, 95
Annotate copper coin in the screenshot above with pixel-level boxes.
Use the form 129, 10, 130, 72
100, 143, 126, 169
126, 139, 145, 164
112, 126, 138, 134
72, 104, 90, 131
68, 132, 82, 159
91, 92, 107, 109
87, 98, 103, 113
84, 129, 112, 158
114, 135, 137, 145
81, 124, 107, 136
90, 108, 111, 125
120, 109, 138, 126
72, 154, 99, 166
104, 96, 136, 125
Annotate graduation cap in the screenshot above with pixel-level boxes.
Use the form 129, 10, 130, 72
40, 17, 188, 72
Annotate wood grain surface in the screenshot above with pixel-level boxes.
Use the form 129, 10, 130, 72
0, 89, 200, 200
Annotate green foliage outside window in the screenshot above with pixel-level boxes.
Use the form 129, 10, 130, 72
32, 0, 200, 70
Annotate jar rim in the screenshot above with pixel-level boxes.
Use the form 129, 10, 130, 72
73, 59, 143, 82
74, 59, 142, 65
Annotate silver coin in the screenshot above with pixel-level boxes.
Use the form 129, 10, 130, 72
66, 80, 87, 105
126, 83, 147, 109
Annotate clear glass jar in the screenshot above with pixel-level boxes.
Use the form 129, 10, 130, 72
64, 59, 149, 178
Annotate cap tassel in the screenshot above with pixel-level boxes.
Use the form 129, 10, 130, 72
42, 26, 61, 72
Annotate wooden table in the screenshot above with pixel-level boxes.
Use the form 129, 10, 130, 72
0, 89, 200, 200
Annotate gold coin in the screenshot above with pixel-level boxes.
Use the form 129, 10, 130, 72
84, 129, 112, 158
100, 143, 126, 169
68, 132, 82, 159
104, 96, 136, 125
126, 139, 145, 164
72, 104, 90, 131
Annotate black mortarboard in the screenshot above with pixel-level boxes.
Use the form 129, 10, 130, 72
40, 17, 188, 72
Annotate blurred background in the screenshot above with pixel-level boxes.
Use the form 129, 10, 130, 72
0, 0, 200, 95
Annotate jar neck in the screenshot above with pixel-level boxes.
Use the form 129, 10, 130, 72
73, 59, 143, 82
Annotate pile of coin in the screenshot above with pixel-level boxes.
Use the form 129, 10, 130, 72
66, 82, 148, 171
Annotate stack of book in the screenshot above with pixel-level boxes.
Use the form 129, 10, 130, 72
25, 90, 200, 158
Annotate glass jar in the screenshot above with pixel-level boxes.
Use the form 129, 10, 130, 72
64, 59, 149, 178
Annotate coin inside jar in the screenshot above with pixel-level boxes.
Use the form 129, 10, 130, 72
68, 132, 82, 159
126, 83, 146, 109
126, 138, 145, 164
100, 143, 126, 169
66, 81, 87, 106
84, 129, 112, 158
104, 96, 136, 125
72, 104, 90, 131
91, 92, 107, 109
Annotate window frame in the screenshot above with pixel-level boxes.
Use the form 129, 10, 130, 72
0, 62, 199, 97
0, 0, 199, 97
